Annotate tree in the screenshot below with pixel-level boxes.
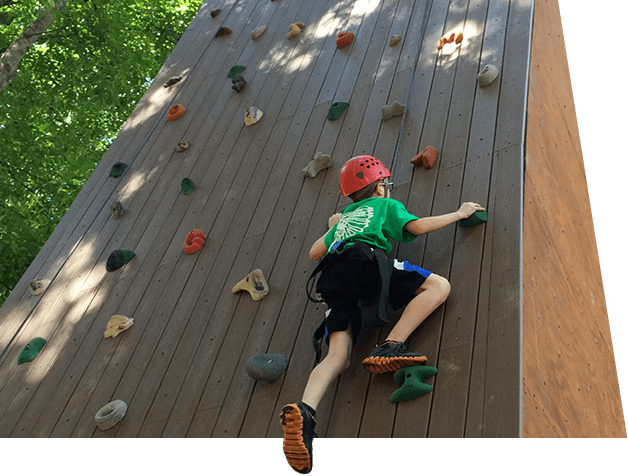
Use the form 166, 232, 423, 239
0, 1, 69, 93
0, 0, 203, 306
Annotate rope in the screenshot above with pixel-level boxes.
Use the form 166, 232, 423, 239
389, 0, 434, 185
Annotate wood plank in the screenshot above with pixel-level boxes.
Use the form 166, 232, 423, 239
522, 0, 626, 437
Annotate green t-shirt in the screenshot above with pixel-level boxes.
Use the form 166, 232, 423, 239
324, 198, 419, 255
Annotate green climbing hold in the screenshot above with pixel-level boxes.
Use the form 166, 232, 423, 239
228, 65, 246, 78
18, 337, 47, 365
459, 210, 488, 227
390, 365, 438, 403
109, 162, 128, 178
328, 101, 349, 121
181, 177, 195, 195
106, 249, 136, 272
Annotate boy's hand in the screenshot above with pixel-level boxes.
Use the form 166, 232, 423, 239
328, 213, 342, 229
457, 202, 485, 219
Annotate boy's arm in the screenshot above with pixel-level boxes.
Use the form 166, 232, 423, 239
310, 235, 328, 260
404, 202, 484, 235
309, 213, 342, 260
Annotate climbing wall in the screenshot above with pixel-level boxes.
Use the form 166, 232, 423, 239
0, 0, 533, 438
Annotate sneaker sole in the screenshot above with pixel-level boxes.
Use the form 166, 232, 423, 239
280, 404, 312, 474
361, 355, 427, 374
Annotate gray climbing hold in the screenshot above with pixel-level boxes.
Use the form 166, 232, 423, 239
245, 353, 288, 382
477, 64, 499, 87
95, 400, 128, 430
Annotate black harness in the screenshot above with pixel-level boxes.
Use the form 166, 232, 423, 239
306, 241, 394, 365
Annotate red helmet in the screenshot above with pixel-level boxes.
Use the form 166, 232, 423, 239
338, 155, 391, 197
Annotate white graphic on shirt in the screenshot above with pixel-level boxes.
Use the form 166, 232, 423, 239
333, 206, 375, 243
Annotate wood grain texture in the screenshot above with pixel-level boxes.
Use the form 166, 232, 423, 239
522, 0, 626, 437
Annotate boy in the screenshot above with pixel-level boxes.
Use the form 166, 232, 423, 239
280, 155, 484, 473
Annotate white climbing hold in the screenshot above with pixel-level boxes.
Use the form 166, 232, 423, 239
95, 400, 128, 431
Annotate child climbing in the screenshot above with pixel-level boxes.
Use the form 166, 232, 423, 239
279, 155, 484, 473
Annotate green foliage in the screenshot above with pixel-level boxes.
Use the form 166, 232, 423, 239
0, 0, 202, 306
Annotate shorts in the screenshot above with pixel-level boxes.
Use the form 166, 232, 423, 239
324, 259, 432, 340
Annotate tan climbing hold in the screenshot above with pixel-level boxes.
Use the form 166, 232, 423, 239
232, 269, 269, 301
389, 35, 401, 47
287, 22, 305, 39
382, 100, 405, 121
29, 278, 50, 296
251, 25, 267, 40
104, 315, 134, 338
303, 152, 332, 178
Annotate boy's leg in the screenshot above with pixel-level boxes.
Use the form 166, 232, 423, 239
385, 273, 450, 343
280, 327, 352, 474
301, 327, 352, 411
362, 273, 450, 373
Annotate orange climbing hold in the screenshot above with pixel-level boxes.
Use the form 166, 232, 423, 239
455, 32, 464, 44
184, 229, 206, 254
336, 31, 354, 48
167, 104, 185, 121
410, 145, 438, 169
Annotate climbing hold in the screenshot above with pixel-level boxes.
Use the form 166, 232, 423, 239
455, 32, 464, 44
410, 145, 438, 169
29, 278, 50, 296
215, 27, 232, 38
167, 104, 185, 121
210, 8, 220, 17
459, 210, 488, 227
245, 107, 263, 126
232, 269, 269, 301
302, 152, 332, 178
327, 101, 349, 121
228, 65, 246, 78
104, 315, 134, 338
184, 229, 206, 254
251, 25, 267, 40
245, 353, 288, 381
390, 365, 438, 403
437, 37, 445, 51
336, 31, 354, 48
287, 22, 304, 39
381, 100, 405, 121
181, 177, 195, 195
110, 201, 124, 220
477, 64, 499, 87
109, 162, 127, 178
163, 76, 183, 88
447, 32, 456, 43
231, 74, 247, 93
389, 35, 401, 47
17, 337, 47, 364
95, 400, 128, 431
177, 140, 189, 152
106, 249, 135, 272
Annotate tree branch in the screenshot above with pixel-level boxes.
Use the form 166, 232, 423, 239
0, 1, 68, 93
